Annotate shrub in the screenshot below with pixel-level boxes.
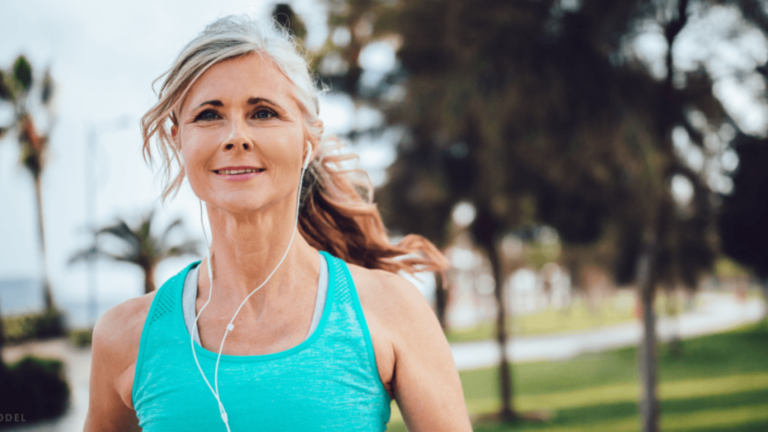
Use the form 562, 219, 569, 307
33, 309, 66, 339
68, 328, 93, 347
0, 356, 70, 428
2, 309, 65, 345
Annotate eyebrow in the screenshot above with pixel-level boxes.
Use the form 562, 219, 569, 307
194, 100, 223, 110
248, 97, 280, 108
193, 97, 282, 110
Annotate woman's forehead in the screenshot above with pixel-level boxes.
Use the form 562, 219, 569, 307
183, 53, 299, 112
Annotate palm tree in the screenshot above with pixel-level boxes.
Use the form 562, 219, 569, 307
1, 56, 57, 314
69, 210, 200, 294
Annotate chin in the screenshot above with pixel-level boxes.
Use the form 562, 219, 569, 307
204, 191, 273, 214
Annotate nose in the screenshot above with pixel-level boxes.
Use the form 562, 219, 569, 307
222, 116, 252, 152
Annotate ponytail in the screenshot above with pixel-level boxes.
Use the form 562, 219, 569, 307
298, 140, 447, 275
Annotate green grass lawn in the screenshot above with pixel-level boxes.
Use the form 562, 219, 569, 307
445, 293, 636, 344
387, 319, 768, 431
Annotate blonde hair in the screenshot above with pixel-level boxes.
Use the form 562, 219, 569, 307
141, 15, 446, 274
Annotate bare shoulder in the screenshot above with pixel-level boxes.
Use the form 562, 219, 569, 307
346, 264, 470, 431
346, 264, 441, 341
85, 291, 157, 431
347, 265, 433, 319
346, 263, 445, 399
93, 291, 156, 365
346, 264, 469, 430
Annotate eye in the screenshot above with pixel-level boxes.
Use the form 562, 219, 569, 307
254, 109, 276, 120
194, 109, 220, 121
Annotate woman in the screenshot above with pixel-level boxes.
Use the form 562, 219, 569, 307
84, 15, 471, 432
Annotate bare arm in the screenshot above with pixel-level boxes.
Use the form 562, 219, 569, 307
83, 298, 147, 432
364, 271, 472, 431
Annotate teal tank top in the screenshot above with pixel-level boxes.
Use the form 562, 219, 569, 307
132, 251, 392, 431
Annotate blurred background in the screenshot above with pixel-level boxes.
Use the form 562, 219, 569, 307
1, 0, 767, 431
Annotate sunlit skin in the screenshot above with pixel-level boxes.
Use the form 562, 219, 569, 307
173, 53, 322, 327
84, 53, 472, 432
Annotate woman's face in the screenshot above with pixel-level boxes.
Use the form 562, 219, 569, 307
175, 53, 307, 214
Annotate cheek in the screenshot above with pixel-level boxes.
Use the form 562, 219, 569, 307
180, 129, 215, 184
260, 127, 305, 171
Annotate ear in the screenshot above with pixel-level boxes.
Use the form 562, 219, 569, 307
171, 125, 181, 149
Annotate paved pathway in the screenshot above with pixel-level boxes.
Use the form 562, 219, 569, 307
1, 292, 764, 431
451, 293, 766, 370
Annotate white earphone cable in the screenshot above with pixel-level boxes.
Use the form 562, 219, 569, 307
191, 200, 229, 427
191, 142, 313, 430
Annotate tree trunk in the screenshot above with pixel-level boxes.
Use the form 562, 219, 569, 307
435, 272, 449, 330
144, 266, 156, 294
487, 243, 515, 422
33, 173, 55, 312
635, 1, 690, 429
472, 205, 516, 421
637, 192, 674, 432
637, 237, 659, 432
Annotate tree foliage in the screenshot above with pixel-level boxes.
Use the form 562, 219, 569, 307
69, 210, 200, 294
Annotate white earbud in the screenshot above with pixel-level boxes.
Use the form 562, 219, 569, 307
192, 140, 315, 431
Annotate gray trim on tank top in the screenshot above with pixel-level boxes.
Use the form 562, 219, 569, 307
182, 253, 329, 345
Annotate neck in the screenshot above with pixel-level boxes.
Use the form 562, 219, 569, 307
200, 191, 320, 319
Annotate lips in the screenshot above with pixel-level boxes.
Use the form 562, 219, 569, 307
212, 166, 265, 175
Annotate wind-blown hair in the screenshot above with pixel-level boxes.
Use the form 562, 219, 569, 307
141, 15, 447, 274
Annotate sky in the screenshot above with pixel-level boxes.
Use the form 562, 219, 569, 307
1, 1, 766, 326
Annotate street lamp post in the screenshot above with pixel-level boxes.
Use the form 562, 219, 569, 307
85, 116, 132, 328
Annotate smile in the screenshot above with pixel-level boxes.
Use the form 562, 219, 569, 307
213, 168, 265, 175
212, 166, 265, 182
